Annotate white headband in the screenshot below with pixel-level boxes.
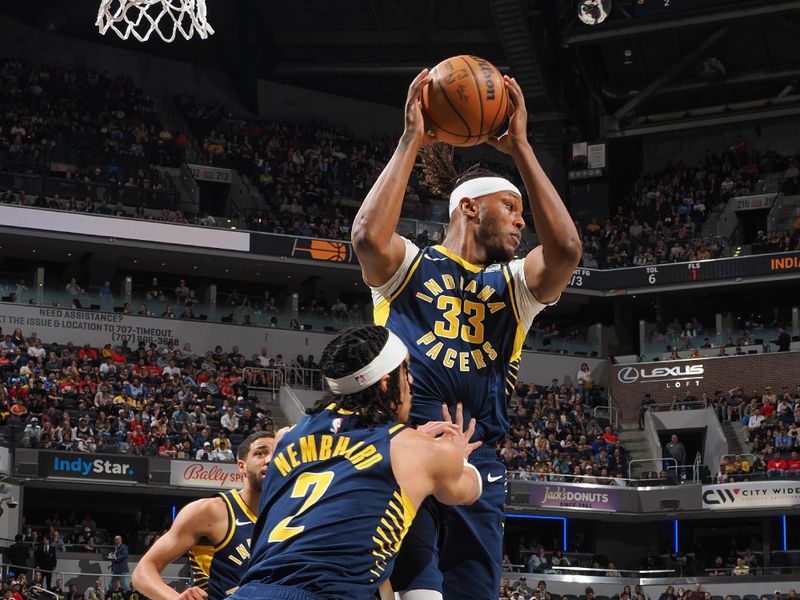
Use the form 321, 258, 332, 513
325, 330, 408, 395
449, 176, 521, 216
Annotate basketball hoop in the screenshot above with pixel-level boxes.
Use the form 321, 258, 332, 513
96, 0, 214, 43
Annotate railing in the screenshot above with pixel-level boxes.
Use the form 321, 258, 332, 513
0, 562, 191, 591
0, 171, 178, 211
550, 566, 676, 577
628, 457, 678, 480
647, 400, 708, 412
507, 471, 684, 488
243, 366, 324, 393
592, 405, 619, 431
641, 324, 791, 361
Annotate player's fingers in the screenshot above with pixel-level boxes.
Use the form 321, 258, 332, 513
418, 422, 458, 437
190, 589, 208, 600
408, 69, 431, 98
409, 68, 429, 90
467, 440, 483, 454
464, 417, 477, 441
455, 402, 464, 429
441, 402, 453, 423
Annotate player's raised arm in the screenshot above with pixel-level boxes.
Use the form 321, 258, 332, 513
351, 69, 435, 287
132, 499, 220, 600
488, 76, 582, 303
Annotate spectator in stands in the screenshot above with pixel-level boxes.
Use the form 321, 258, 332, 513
686, 583, 705, 600
83, 578, 105, 600
526, 547, 549, 573
732, 557, 750, 575
8, 534, 29, 578
107, 536, 130, 590
768, 451, 788, 479
196, 440, 212, 460
34, 536, 56, 588
576, 363, 593, 403
639, 393, 655, 430
658, 586, 677, 600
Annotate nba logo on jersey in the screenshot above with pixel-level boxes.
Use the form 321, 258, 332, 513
330, 418, 343, 434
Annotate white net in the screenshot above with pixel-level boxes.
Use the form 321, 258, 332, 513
96, 0, 214, 43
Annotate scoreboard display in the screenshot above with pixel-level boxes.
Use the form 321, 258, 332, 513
566, 251, 800, 292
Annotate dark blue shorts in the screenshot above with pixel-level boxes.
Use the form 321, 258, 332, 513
390, 447, 505, 598
231, 583, 325, 600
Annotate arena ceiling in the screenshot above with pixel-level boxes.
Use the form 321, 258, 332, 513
2, 0, 800, 137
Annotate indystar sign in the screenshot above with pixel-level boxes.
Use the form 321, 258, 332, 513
38, 451, 148, 483
616, 364, 704, 388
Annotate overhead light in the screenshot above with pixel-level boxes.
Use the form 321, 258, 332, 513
578, 0, 611, 25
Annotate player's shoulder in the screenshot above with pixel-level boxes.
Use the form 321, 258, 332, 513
179, 494, 229, 523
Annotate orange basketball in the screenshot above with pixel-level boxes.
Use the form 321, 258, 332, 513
421, 55, 509, 147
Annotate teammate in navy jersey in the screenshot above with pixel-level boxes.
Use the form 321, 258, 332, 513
132, 432, 275, 600
233, 325, 482, 600
351, 71, 581, 599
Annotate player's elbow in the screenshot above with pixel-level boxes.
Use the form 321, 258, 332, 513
459, 481, 481, 506
131, 565, 145, 590
351, 224, 380, 255
558, 237, 583, 265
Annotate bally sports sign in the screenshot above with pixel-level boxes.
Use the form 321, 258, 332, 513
170, 460, 244, 489
702, 480, 800, 510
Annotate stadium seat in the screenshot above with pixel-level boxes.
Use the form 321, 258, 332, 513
743, 595, 759, 600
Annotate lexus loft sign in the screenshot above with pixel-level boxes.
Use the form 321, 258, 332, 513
616, 364, 704, 389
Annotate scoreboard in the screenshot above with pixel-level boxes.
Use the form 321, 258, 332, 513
567, 251, 800, 292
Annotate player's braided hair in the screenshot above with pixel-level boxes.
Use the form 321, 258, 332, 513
308, 325, 403, 429
418, 142, 501, 199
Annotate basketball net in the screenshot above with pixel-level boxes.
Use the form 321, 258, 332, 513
96, 0, 214, 43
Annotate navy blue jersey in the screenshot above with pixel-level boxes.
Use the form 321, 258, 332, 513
189, 489, 257, 600
372, 240, 546, 444
239, 407, 413, 600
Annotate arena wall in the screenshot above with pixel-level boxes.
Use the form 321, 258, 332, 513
0, 302, 609, 387
643, 119, 800, 172
610, 353, 800, 418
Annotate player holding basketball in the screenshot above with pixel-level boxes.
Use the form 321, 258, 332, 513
351, 70, 582, 599
229, 325, 482, 600
131, 432, 275, 600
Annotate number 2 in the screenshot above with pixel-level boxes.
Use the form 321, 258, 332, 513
268, 471, 334, 543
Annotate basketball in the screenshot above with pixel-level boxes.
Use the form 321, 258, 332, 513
421, 55, 509, 147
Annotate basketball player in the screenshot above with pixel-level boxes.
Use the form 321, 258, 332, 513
351, 71, 582, 599
229, 325, 483, 600
131, 432, 276, 600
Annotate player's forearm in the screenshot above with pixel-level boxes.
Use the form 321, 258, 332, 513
511, 141, 582, 261
131, 562, 179, 600
351, 133, 418, 250
457, 462, 483, 505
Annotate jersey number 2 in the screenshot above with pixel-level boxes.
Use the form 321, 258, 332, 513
268, 471, 334, 543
